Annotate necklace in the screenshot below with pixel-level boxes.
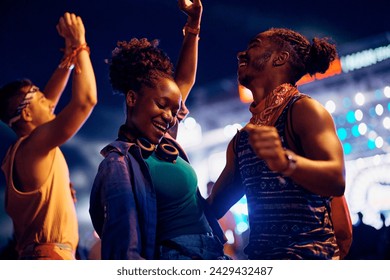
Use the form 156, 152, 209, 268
249, 83, 298, 126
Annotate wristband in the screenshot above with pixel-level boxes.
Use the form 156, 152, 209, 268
280, 150, 297, 176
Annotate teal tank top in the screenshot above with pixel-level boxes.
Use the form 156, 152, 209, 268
145, 153, 211, 242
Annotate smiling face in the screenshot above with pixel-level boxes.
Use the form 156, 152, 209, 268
237, 33, 275, 88
126, 77, 181, 145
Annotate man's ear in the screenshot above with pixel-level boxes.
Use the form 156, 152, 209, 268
126, 90, 137, 107
21, 107, 32, 122
273, 51, 290, 67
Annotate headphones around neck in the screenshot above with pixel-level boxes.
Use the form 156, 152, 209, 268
136, 138, 179, 163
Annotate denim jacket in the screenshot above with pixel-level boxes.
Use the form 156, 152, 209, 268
89, 136, 225, 260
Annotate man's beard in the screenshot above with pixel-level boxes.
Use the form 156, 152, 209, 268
238, 52, 272, 87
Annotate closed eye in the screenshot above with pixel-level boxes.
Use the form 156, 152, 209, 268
248, 38, 262, 49
156, 102, 165, 109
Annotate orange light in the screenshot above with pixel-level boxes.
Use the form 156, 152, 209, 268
296, 74, 315, 86
297, 58, 342, 85
238, 84, 253, 103
241, 58, 343, 101
315, 58, 342, 80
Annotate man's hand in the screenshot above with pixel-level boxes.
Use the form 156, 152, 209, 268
178, 0, 202, 26
56, 12, 86, 49
244, 123, 288, 173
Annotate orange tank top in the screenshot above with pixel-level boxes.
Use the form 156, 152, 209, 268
1, 137, 79, 258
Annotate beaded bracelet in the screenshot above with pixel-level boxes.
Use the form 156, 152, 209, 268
58, 43, 90, 73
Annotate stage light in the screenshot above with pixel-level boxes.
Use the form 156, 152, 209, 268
223, 123, 243, 139
375, 89, 383, 100
375, 104, 384, 116
355, 92, 365, 106
375, 137, 384, 148
177, 117, 202, 148
367, 139, 376, 150
358, 123, 367, 135
384, 86, 390, 98
383, 117, 390, 129
325, 100, 336, 113
351, 125, 360, 137
183, 116, 197, 129
224, 230, 235, 244
343, 142, 352, 155
355, 109, 363, 121
346, 110, 356, 123
236, 222, 249, 234
369, 107, 377, 118
337, 127, 347, 141
368, 130, 378, 139
342, 97, 352, 108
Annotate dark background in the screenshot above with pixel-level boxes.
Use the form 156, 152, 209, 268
1, 0, 389, 102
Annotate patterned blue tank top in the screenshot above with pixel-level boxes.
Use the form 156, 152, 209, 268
235, 94, 338, 259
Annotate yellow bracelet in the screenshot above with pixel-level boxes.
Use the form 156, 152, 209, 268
182, 24, 200, 37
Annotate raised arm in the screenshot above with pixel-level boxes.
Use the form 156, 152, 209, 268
31, 12, 97, 151
42, 67, 71, 108
166, 0, 202, 140
42, 37, 74, 107
175, 0, 202, 101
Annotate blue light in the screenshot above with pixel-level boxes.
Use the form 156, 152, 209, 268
388, 102, 390, 111
342, 97, 352, 108
346, 111, 356, 123
337, 115, 346, 126
375, 89, 382, 100
367, 139, 376, 150
337, 127, 348, 141
351, 125, 360, 137
343, 142, 352, 155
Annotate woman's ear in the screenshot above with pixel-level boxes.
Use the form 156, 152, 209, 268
126, 90, 137, 107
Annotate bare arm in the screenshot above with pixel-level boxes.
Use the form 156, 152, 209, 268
331, 195, 353, 259
16, 13, 97, 191
42, 68, 71, 108
245, 98, 345, 196
31, 12, 97, 152
166, 0, 202, 140
175, 0, 202, 101
43, 38, 74, 106
207, 136, 245, 219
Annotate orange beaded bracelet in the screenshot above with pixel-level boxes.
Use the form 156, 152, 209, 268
58, 43, 90, 73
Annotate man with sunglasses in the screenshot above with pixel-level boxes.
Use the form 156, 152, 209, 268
0, 12, 97, 259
